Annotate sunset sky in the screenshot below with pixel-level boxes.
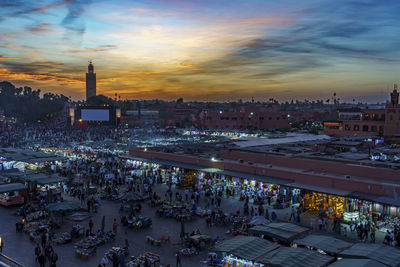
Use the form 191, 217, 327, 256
1, 0, 400, 102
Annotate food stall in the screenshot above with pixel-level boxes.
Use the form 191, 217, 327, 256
54, 232, 72, 245
75, 231, 115, 260
0, 183, 27, 206
223, 255, 264, 267
35, 176, 66, 195
213, 236, 280, 266
126, 252, 160, 267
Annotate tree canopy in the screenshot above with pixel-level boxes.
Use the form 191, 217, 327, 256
0, 81, 70, 122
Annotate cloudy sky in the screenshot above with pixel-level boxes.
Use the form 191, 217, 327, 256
0, 0, 399, 102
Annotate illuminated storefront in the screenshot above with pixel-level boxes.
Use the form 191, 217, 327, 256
304, 192, 344, 217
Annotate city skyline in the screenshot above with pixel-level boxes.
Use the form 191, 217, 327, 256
0, 0, 400, 102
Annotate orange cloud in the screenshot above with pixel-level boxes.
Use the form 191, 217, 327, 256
69, 45, 118, 53
0, 56, 19, 60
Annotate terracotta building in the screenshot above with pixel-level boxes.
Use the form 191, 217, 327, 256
324, 88, 400, 140
198, 106, 290, 130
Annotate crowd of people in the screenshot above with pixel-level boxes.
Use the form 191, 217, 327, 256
2, 121, 400, 266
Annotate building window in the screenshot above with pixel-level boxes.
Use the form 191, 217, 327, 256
269, 117, 272, 120
345, 124, 351, 131
362, 125, 369, 132
354, 125, 359, 131
259, 117, 264, 120
277, 117, 280, 120
371, 126, 377, 132
379, 126, 384, 133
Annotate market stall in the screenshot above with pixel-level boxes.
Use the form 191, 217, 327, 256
35, 176, 67, 195
0, 183, 27, 206
247, 223, 311, 244
293, 234, 353, 255
339, 243, 400, 267
328, 259, 387, 267
53, 232, 72, 245
256, 247, 334, 267
45, 200, 80, 213
213, 236, 280, 262
75, 231, 115, 260
304, 192, 345, 217
126, 252, 160, 266
222, 255, 264, 267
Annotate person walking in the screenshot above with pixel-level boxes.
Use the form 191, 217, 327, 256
349, 218, 355, 232
184, 189, 189, 201
318, 218, 323, 231
113, 218, 118, 234
38, 253, 46, 267
50, 251, 58, 267
41, 233, 47, 248
310, 216, 316, 231
89, 219, 94, 235
370, 224, 376, 243
34, 245, 41, 262
87, 198, 91, 213
289, 207, 295, 222
176, 250, 183, 267
100, 255, 109, 266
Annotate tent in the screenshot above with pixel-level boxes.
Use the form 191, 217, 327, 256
294, 234, 353, 255
339, 243, 400, 267
249, 216, 270, 226
45, 200, 80, 212
0, 183, 26, 193
119, 191, 146, 202
247, 223, 311, 243
65, 212, 91, 222
328, 259, 387, 267
13, 174, 66, 185
256, 247, 334, 267
36, 176, 67, 185
213, 236, 280, 261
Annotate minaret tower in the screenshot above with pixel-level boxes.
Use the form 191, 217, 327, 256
86, 60, 96, 100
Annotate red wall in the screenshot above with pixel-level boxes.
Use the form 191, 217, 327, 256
219, 150, 400, 182
129, 148, 400, 198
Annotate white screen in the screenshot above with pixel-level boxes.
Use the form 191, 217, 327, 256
81, 109, 110, 121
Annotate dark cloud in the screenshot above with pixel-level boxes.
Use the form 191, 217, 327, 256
0, 0, 72, 18
61, 0, 92, 36
0, 60, 80, 78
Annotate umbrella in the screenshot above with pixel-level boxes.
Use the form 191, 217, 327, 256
250, 216, 270, 226
45, 200, 80, 212
119, 191, 145, 202
101, 215, 105, 232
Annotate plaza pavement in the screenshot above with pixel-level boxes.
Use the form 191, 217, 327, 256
0, 183, 389, 267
